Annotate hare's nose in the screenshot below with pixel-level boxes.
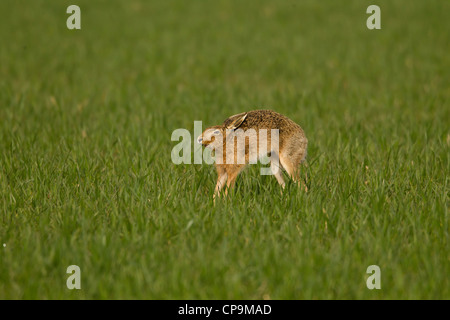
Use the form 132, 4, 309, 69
197, 137, 203, 144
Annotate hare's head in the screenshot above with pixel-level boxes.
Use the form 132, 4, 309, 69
197, 125, 224, 148
197, 113, 248, 148
222, 112, 248, 130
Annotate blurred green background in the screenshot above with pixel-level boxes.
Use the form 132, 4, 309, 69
0, 0, 448, 299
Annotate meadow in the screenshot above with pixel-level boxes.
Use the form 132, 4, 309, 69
0, 0, 448, 299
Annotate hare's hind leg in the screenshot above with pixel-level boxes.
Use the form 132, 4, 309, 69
270, 152, 285, 188
279, 149, 308, 192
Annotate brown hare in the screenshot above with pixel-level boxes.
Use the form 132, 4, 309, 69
197, 110, 308, 198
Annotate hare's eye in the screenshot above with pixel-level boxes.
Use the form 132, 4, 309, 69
213, 130, 221, 135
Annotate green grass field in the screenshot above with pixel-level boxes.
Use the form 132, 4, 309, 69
0, 0, 448, 299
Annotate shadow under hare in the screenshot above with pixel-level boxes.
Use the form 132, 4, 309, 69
197, 110, 308, 198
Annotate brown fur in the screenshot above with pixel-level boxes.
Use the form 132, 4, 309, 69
198, 110, 308, 198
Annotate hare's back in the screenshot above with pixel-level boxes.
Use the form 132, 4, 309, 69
224, 110, 300, 132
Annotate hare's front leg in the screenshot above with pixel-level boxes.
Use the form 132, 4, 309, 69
224, 165, 245, 195
213, 166, 228, 199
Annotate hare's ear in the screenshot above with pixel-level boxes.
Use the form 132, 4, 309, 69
226, 112, 248, 130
